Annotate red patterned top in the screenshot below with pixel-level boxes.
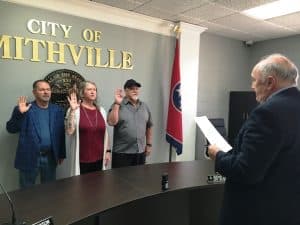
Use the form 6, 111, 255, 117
79, 105, 106, 163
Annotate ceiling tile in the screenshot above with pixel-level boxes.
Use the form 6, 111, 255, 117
170, 14, 204, 24
267, 12, 300, 27
92, 0, 300, 41
182, 2, 236, 21
136, 0, 207, 14
212, 13, 264, 30
213, 14, 297, 40
94, 0, 149, 11
288, 24, 300, 31
251, 21, 295, 33
198, 21, 261, 41
251, 26, 297, 40
134, 4, 176, 20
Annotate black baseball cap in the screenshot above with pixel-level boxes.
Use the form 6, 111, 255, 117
123, 79, 141, 89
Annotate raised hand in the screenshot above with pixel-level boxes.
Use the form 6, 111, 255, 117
114, 88, 123, 104
18, 96, 31, 113
67, 91, 80, 111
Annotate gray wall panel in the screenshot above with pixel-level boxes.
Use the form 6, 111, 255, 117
0, 1, 174, 191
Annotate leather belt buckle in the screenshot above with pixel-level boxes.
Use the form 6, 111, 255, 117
40, 148, 51, 156
40, 151, 49, 156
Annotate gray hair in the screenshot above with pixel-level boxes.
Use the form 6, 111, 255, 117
255, 54, 298, 84
79, 80, 99, 106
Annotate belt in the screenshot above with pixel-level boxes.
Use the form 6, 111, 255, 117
40, 151, 50, 156
40, 149, 52, 156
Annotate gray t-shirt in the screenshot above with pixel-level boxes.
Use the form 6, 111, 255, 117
110, 98, 153, 154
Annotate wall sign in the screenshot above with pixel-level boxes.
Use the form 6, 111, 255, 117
0, 18, 133, 70
44, 69, 85, 110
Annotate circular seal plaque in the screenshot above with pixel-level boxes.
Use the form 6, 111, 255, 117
44, 69, 85, 111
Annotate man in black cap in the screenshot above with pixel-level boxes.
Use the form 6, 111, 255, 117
107, 79, 153, 168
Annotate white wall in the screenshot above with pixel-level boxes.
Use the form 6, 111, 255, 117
196, 33, 251, 160
249, 35, 300, 80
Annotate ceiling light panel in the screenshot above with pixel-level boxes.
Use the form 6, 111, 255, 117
214, 0, 277, 11
242, 0, 300, 20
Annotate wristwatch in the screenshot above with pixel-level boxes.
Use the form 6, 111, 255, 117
146, 143, 152, 147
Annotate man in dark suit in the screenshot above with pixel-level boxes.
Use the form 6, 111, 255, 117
208, 54, 300, 225
7, 80, 66, 188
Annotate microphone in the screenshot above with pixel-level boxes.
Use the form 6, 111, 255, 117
0, 183, 26, 225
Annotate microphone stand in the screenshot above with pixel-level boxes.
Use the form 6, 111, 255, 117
0, 183, 26, 225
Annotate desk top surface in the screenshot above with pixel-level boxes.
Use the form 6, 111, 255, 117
0, 160, 219, 225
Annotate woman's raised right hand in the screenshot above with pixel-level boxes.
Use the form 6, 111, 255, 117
67, 91, 80, 111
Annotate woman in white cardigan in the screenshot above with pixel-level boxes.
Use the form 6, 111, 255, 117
65, 81, 111, 176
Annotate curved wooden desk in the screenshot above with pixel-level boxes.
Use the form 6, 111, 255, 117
0, 160, 223, 225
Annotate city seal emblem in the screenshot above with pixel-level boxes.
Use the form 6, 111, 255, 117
44, 69, 85, 111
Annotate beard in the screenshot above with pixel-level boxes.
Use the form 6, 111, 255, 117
132, 95, 139, 101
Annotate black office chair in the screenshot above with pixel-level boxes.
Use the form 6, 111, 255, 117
205, 118, 227, 158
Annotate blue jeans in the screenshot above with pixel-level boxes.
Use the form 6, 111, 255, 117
19, 153, 57, 189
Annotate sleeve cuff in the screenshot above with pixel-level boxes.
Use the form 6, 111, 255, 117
215, 151, 226, 173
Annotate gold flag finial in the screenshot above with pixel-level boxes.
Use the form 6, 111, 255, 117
173, 23, 181, 38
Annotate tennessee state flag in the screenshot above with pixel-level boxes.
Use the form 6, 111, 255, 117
166, 39, 183, 155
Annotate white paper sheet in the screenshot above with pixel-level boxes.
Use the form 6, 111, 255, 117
195, 116, 232, 152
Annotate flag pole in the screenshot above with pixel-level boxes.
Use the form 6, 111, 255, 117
166, 23, 182, 161
169, 144, 173, 162
169, 24, 180, 163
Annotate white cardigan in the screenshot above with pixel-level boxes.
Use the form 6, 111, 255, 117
57, 106, 109, 178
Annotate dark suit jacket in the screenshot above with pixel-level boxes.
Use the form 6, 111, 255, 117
6, 101, 66, 171
216, 87, 300, 225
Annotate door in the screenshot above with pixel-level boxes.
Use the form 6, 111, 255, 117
228, 91, 258, 146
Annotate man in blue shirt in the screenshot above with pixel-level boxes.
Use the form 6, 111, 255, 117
7, 80, 66, 188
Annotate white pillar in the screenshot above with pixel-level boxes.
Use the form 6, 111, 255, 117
174, 22, 206, 161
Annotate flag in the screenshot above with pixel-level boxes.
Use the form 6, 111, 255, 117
166, 39, 183, 155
